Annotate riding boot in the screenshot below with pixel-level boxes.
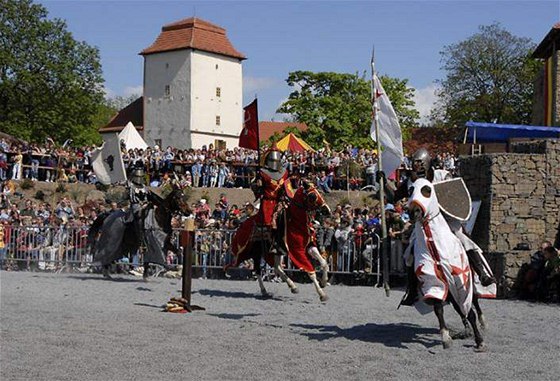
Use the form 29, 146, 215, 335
399, 264, 419, 307
466, 250, 496, 287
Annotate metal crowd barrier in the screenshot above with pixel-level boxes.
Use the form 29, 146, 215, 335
1, 224, 387, 281
1, 224, 90, 272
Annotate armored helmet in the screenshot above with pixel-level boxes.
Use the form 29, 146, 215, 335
262, 144, 283, 172
130, 167, 146, 186
411, 148, 431, 179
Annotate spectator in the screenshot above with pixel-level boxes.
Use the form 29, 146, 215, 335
316, 170, 331, 193
537, 246, 560, 302
11, 150, 23, 180
55, 199, 74, 222
0, 148, 8, 181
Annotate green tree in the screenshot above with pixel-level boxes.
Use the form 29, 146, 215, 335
277, 71, 418, 150
0, 0, 105, 144
433, 23, 540, 126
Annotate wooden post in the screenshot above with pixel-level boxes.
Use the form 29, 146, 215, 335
181, 218, 196, 303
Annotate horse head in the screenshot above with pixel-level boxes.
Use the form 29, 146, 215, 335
166, 182, 190, 215
301, 180, 331, 215
408, 178, 438, 223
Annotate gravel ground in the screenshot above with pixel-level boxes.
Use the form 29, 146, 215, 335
1, 271, 559, 381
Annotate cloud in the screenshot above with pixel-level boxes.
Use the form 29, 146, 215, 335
271, 96, 291, 121
123, 85, 143, 97
102, 85, 116, 99
412, 83, 440, 125
243, 76, 280, 94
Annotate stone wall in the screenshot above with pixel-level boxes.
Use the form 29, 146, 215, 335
459, 139, 560, 295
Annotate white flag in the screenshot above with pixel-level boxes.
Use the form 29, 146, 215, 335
370, 74, 404, 177
91, 133, 127, 185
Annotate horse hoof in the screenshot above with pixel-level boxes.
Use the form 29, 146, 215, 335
291, 287, 299, 294
441, 330, 452, 349
474, 343, 488, 353
320, 294, 329, 302
479, 315, 487, 330
452, 328, 473, 340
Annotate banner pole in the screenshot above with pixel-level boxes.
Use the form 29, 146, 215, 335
371, 47, 390, 297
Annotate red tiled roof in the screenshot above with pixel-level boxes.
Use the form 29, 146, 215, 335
403, 127, 462, 155
258, 121, 308, 142
140, 17, 246, 60
99, 97, 144, 133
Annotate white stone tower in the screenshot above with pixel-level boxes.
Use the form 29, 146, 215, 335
140, 17, 245, 149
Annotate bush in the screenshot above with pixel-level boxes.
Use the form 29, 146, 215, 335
95, 183, 110, 192
339, 196, 351, 206
55, 183, 67, 193
34, 190, 45, 201
200, 191, 211, 206
20, 178, 34, 190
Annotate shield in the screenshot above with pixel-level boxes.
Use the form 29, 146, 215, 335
434, 178, 472, 221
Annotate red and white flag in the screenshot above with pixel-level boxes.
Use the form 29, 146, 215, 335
370, 74, 403, 176
239, 99, 259, 150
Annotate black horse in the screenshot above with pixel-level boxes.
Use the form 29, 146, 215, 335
88, 186, 188, 279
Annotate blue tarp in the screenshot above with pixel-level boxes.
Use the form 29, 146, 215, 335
465, 121, 560, 143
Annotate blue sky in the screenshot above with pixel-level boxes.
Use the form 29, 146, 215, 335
42, 0, 560, 122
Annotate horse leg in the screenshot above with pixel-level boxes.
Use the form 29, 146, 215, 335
143, 261, 150, 282
466, 308, 487, 352
433, 301, 452, 349
254, 254, 270, 297
449, 296, 473, 339
308, 272, 328, 302
274, 255, 298, 294
473, 293, 487, 330
308, 246, 329, 288
102, 264, 112, 279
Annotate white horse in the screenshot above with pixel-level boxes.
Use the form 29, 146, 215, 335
408, 178, 485, 351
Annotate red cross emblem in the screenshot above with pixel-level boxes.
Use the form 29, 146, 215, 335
451, 264, 470, 287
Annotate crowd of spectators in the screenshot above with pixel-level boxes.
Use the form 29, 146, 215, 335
0, 137, 459, 192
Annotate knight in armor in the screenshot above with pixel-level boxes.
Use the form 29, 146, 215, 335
380, 148, 496, 306
228, 144, 291, 269
126, 165, 151, 279
127, 166, 149, 237
255, 146, 291, 227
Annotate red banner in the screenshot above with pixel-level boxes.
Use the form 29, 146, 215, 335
239, 99, 259, 150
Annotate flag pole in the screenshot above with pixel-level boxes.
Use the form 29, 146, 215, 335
371, 47, 390, 297
254, 95, 261, 170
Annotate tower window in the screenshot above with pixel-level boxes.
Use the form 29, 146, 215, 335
215, 64, 219, 70
165, 63, 169, 69
216, 87, 221, 97
216, 116, 221, 126
164, 85, 170, 97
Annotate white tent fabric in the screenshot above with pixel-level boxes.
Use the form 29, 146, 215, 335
118, 122, 148, 150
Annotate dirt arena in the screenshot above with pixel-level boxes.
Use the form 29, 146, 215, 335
1, 272, 559, 380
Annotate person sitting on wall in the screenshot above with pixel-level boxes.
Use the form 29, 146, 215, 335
515, 241, 551, 300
